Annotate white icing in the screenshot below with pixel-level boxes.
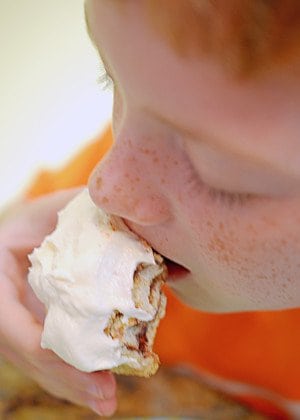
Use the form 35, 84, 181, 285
28, 189, 160, 372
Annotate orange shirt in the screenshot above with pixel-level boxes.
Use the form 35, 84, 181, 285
27, 127, 300, 419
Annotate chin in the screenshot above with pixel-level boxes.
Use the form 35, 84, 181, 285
171, 280, 299, 313
168, 273, 264, 313
167, 274, 226, 312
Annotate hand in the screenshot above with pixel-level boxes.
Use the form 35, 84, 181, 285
0, 189, 117, 417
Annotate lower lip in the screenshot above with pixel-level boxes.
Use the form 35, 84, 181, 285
164, 258, 190, 282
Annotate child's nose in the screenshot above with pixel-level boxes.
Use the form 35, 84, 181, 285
88, 147, 171, 226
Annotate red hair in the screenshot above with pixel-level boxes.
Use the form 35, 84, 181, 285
145, 0, 300, 77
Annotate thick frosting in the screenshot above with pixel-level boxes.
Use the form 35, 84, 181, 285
28, 189, 160, 372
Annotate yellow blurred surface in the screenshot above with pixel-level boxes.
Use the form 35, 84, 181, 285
0, 358, 266, 419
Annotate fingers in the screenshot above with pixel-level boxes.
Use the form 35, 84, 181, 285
32, 352, 117, 402
87, 397, 117, 417
29, 349, 117, 416
80, 370, 117, 400
35, 365, 117, 416
0, 188, 119, 416
0, 268, 117, 412
0, 187, 83, 253
0, 273, 44, 353
0, 279, 117, 416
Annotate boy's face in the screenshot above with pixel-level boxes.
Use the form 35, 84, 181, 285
86, 0, 300, 312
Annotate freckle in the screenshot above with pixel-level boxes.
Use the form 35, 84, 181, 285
161, 178, 165, 184
208, 243, 215, 252
153, 157, 159, 163
207, 221, 213, 228
227, 229, 236, 237
219, 222, 224, 230
246, 223, 256, 232
262, 215, 277, 228
135, 176, 140, 182
101, 196, 109, 204
220, 254, 230, 263
96, 177, 102, 188
247, 244, 256, 252
257, 274, 268, 280
214, 236, 226, 251
114, 186, 122, 193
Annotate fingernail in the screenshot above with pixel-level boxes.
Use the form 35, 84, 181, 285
99, 399, 117, 417
88, 374, 115, 400
101, 375, 116, 399
88, 384, 104, 399
88, 399, 117, 417
88, 383, 113, 400
88, 400, 103, 416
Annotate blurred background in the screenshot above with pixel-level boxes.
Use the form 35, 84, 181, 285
0, 0, 112, 207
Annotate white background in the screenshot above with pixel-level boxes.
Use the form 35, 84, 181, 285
0, 0, 113, 206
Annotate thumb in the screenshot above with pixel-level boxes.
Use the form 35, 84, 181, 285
0, 271, 43, 357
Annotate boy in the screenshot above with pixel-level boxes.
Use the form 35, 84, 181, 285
1, 0, 300, 417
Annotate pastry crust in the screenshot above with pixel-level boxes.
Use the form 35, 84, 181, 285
106, 254, 167, 377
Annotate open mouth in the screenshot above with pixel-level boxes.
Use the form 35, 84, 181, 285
163, 257, 190, 282
121, 220, 189, 282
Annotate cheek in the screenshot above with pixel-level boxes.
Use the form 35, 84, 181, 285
193, 200, 300, 309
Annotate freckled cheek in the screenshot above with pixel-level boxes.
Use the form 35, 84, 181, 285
196, 212, 300, 307
192, 217, 250, 278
